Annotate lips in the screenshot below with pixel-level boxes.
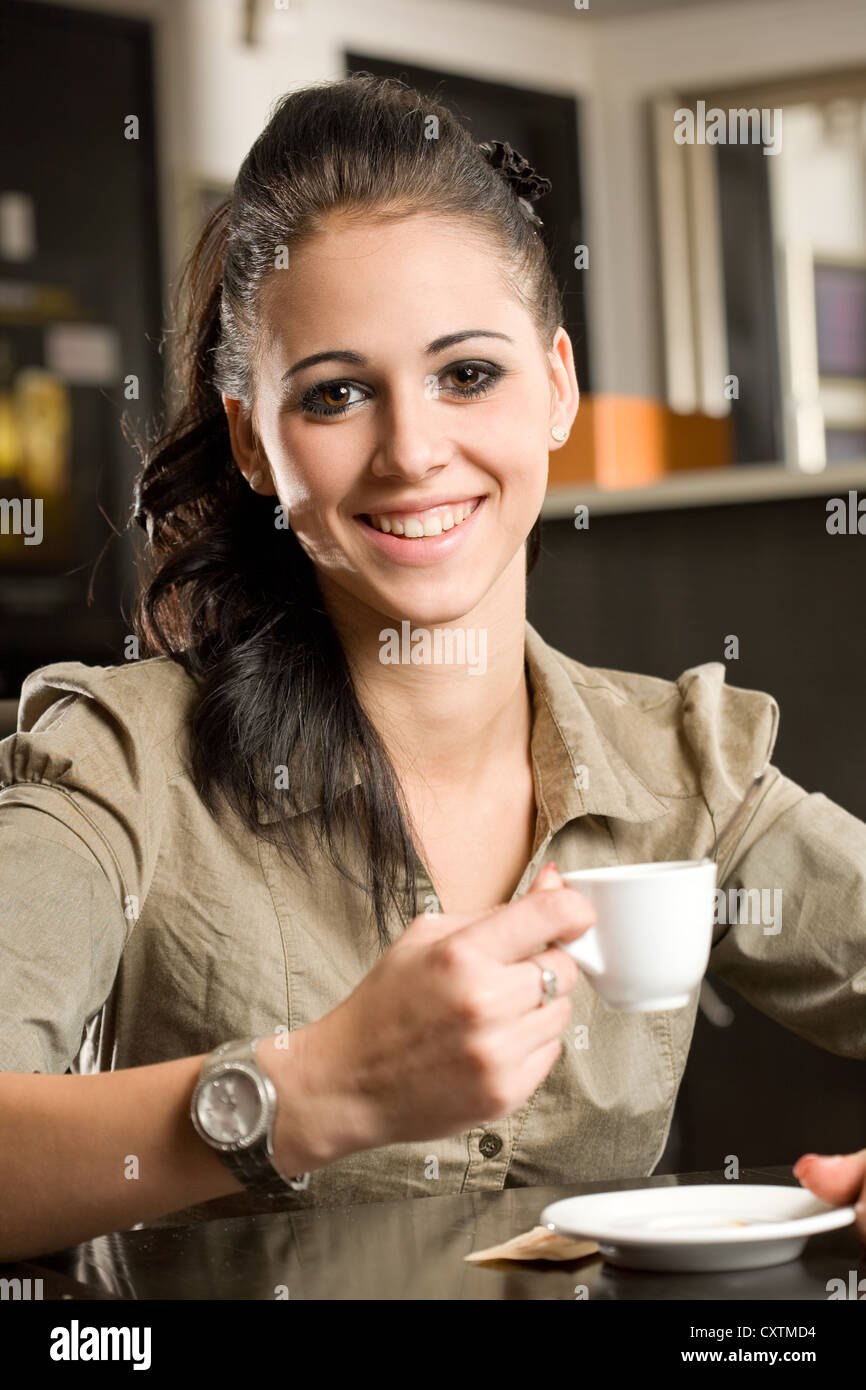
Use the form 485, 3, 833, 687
355, 494, 484, 519
361, 497, 483, 537
352, 494, 487, 565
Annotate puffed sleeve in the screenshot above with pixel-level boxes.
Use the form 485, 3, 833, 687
0, 662, 160, 1073
678, 663, 866, 1059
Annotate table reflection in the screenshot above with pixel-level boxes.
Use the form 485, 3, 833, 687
32, 1168, 863, 1301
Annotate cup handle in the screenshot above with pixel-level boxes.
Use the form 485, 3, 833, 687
558, 925, 604, 978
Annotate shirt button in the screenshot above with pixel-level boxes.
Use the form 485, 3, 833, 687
479, 1132, 503, 1158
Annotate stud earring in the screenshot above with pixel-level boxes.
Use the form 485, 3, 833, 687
249, 469, 264, 490
551, 425, 569, 443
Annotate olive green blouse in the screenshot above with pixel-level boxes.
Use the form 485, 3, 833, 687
1, 621, 864, 1222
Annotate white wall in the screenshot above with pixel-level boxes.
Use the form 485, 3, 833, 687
771, 103, 866, 254
590, 0, 866, 396
30, 0, 866, 400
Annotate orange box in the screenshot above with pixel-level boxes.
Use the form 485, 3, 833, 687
547, 394, 732, 490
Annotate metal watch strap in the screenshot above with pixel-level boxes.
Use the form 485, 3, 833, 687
202, 1036, 310, 1194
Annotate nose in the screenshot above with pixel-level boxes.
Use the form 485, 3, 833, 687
370, 378, 454, 481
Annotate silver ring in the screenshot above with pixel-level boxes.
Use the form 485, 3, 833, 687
534, 962, 558, 1007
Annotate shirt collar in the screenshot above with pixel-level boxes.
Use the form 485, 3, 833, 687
256, 620, 671, 828
523, 619, 670, 837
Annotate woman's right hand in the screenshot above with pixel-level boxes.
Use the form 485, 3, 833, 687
280, 862, 595, 1167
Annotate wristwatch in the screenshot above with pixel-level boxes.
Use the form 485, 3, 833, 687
190, 1036, 310, 1195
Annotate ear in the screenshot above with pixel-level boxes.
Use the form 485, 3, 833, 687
221, 392, 276, 494
547, 328, 580, 447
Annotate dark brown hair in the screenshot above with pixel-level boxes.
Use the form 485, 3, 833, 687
130, 73, 563, 951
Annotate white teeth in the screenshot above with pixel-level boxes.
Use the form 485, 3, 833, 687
367, 499, 479, 537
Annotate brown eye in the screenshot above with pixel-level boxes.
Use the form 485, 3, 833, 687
321, 383, 351, 407
452, 365, 482, 387
299, 380, 367, 416
440, 361, 503, 399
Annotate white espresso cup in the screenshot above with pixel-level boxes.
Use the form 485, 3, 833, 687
557, 859, 718, 1012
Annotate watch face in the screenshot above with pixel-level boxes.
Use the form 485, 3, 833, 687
195, 1067, 264, 1146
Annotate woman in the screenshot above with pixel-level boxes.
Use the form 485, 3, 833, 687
0, 74, 863, 1262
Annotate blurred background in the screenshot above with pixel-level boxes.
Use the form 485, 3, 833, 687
1, 0, 865, 1175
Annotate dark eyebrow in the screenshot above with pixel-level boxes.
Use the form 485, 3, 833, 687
425, 329, 514, 354
280, 331, 513, 385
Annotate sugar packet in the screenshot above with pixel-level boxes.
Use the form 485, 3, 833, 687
465, 1225, 599, 1263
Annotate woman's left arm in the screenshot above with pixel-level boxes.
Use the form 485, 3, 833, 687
708, 777, 866, 1241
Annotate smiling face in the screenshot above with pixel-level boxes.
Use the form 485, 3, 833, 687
224, 212, 578, 629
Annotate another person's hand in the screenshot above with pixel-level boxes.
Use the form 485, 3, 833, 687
793, 1149, 866, 1244
284, 861, 594, 1167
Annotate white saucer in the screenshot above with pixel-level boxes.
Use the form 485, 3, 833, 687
540, 1184, 857, 1272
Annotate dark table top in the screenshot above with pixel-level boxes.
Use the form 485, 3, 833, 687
8, 1166, 865, 1300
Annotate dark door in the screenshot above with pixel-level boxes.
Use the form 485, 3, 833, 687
0, 1, 163, 694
